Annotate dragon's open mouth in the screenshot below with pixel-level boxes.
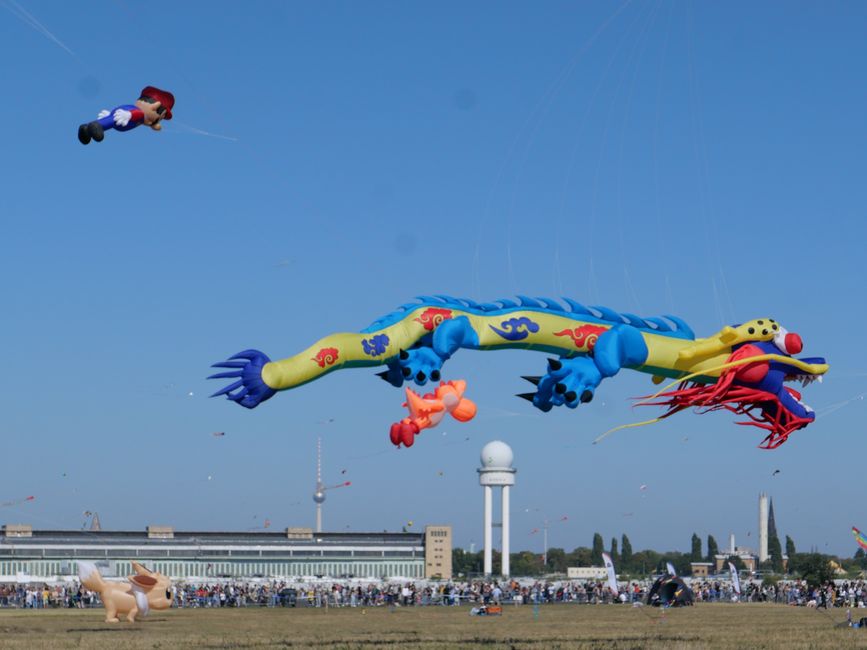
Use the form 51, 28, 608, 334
786, 373, 823, 387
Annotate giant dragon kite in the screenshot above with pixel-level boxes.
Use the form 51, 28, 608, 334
209, 296, 827, 449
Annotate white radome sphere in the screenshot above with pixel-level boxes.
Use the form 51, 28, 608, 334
480, 440, 513, 468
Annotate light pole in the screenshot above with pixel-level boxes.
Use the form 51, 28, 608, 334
529, 510, 568, 571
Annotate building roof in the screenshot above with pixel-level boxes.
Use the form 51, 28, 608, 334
0, 528, 424, 548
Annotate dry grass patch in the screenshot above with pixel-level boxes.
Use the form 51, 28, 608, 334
0, 603, 864, 649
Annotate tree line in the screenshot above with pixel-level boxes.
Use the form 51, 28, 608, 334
452, 531, 862, 585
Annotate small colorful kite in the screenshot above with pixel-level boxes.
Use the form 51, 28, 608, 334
1, 495, 34, 508
78, 86, 174, 145
389, 380, 476, 448
852, 527, 867, 551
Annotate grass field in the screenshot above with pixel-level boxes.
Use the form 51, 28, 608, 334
0, 604, 864, 649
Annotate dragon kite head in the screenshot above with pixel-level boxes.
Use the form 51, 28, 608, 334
652, 319, 828, 449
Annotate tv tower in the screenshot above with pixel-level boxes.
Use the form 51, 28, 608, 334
312, 436, 351, 533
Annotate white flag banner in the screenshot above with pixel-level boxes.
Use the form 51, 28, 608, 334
602, 552, 619, 597
728, 562, 741, 594
666, 562, 677, 577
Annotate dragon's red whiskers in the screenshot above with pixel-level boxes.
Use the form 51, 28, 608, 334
637, 380, 811, 449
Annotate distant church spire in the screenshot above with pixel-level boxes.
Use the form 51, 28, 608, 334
768, 498, 777, 539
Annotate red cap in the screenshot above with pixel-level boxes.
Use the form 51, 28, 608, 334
140, 86, 174, 119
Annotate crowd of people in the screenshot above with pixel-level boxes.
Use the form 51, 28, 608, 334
0, 583, 98, 609
691, 579, 867, 608
174, 579, 636, 608
2, 578, 867, 610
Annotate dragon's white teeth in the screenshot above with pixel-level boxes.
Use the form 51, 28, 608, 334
790, 391, 814, 414
818, 376, 823, 384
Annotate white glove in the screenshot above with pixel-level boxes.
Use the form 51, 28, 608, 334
97, 110, 110, 119
113, 108, 132, 127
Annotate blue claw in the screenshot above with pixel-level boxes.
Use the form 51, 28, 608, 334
376, 364, 405, 387
228, 387, 249, 402
208, 349, 277, 409
211, 379, 244, 397
207, 370, 242, 380
237, 395, 261, 409
528, 356, 602, 411
229, 349, 264, 361
393, 347, 445, 387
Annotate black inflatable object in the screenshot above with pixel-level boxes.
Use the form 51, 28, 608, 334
646, 575, 695, 607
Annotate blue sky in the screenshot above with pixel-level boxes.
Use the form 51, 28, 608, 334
2, 0, 866, 558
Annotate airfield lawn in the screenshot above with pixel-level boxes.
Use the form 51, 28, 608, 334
0, 603, 865, 649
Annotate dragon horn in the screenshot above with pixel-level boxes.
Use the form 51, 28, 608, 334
516, 393, 536, 403
521, 376, 541, 386
678, 326, 738, 361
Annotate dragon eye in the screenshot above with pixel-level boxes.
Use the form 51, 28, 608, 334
748, 327, 755, 335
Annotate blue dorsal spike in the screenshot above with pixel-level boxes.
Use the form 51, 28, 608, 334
591, 305, 625, 322
399, 302, 420, 311
644, 317, 672, 332
562, 298, 592, 315
517, 295, 543, 308
620, 312, 644, 326
539, 297, 565, 311
478, 302, 501, 311
663, 314, 695, 338
435, 294, 461, 305
415, 295, 444, 304
496, 298, 519, 309
459, 297, 483, 309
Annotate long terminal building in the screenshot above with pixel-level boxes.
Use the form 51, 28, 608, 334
0, 524, 452, 582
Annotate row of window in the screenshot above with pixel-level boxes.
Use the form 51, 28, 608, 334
0, 548, 419, 559
0, 560, 426, 580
